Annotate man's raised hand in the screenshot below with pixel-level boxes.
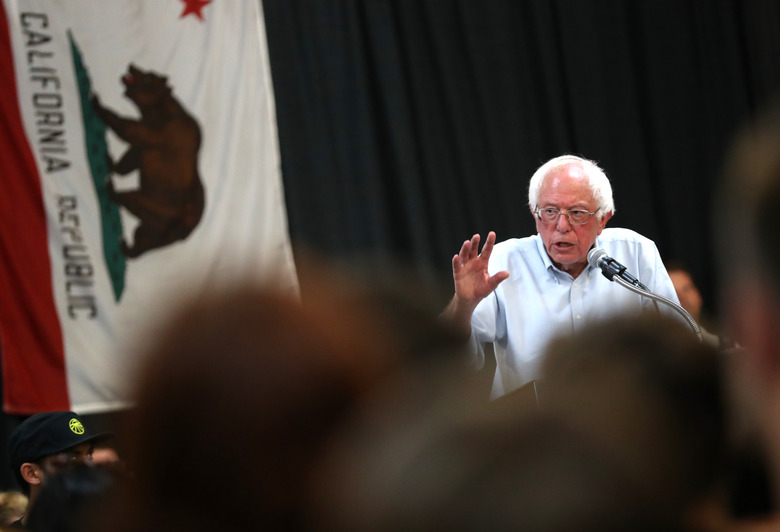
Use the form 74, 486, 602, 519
451, 231, 509, 306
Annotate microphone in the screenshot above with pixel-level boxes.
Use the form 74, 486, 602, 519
587, 248, 650, 292
586, 247, 704, 343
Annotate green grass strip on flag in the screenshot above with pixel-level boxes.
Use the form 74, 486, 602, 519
68, 32, 126, 301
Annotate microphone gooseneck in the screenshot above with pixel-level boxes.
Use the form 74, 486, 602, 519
587, 247, 703, 343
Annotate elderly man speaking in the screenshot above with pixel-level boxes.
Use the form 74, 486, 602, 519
443, 154, 681, 397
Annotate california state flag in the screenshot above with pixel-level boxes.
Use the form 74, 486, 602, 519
0, 1, 298, 414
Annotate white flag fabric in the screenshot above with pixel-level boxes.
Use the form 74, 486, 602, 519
0, 0, 298, 414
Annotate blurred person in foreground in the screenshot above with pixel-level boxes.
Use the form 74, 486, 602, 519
93, 263, 470, 532
540, 315, 729, 531
25, 463, 118, 532
716, 100, 780, 524
6, 412, 109, 529
442, 154, 681, 398
310, 315, 724, 531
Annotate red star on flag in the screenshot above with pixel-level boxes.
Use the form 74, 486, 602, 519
179, 0, 211, 21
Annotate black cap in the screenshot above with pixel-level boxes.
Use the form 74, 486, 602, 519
8, 411, 110, 471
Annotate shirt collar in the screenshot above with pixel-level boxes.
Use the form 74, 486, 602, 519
534, 234, 554, 271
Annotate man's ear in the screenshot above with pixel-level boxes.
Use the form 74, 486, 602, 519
601, 210, 613, 226
20, 463, 43, 487
597, 210, 613, 233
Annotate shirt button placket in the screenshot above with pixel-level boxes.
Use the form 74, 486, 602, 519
571, 277, 585, 330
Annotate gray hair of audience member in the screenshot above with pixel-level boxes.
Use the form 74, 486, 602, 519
527, 154, 615, 218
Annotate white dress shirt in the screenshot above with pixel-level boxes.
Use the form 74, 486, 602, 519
468, 227, 682, 397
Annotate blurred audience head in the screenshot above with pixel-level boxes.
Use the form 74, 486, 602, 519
101, 260, 468, 531
540, 314, 728, 529
310, 314, 726, 531
718, 99, 780, 499
311, 388, 682, 531
325, 413, 685, 530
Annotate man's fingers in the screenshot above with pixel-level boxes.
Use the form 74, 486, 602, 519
488, 270, 510, 290
481, 231, 497, 259
469, 234, 481, 260
456, 232, 498, 266
459, 240, 473, 263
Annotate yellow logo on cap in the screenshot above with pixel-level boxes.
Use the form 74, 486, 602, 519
69, 418, 85, 435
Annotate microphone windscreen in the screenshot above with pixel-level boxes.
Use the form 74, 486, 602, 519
587, 247, 607, 269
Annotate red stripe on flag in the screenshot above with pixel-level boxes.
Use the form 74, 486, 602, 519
0, 3, 69, 414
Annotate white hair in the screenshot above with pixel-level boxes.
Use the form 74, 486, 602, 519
527, 155, 615, 219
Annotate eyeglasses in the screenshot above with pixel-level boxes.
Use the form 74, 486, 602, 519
38, 448, 94, 471
535, 207, 600, 225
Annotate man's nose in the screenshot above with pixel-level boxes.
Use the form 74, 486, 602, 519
555, 212, 572, 231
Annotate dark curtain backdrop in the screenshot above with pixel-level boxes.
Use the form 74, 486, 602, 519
263, 0, 780, 317
2, 0, 780, 493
